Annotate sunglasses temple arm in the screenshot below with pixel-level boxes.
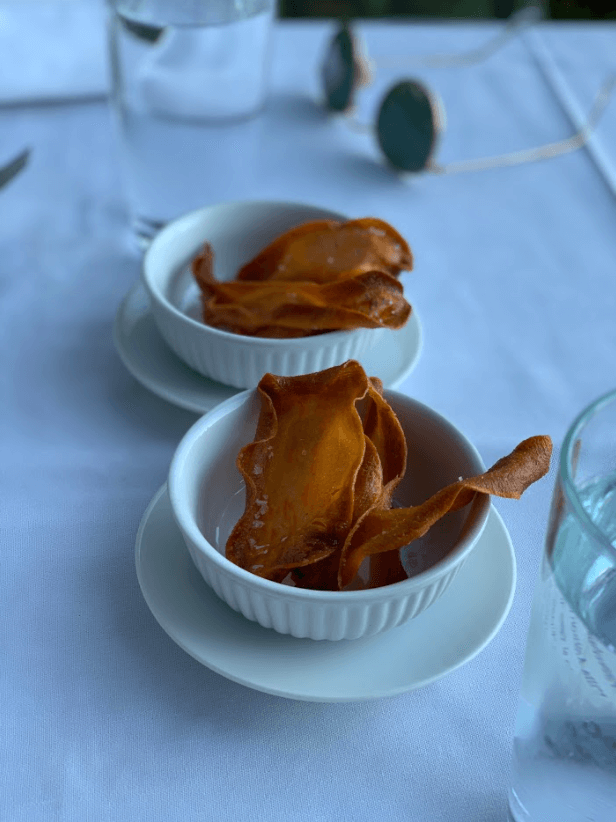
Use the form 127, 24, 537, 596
431, 74, 616, 176
375, 5, 542, 70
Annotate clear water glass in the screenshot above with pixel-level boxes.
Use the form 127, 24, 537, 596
107, 0, 275, 247
508, 389, 616, 821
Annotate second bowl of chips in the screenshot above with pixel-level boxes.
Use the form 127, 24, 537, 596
142, 200, 413, 389
167, 376, 494, 641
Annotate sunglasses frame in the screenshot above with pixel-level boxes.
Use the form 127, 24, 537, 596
321, 22, 615, 176
321, 26, 447, 172
321, 23, 371, 114
376, 80, 446, 173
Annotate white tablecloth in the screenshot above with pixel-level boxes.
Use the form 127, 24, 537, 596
2, 11, 616, 821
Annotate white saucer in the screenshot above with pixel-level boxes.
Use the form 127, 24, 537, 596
135, 485, 516, 702
114, 281, 423, 415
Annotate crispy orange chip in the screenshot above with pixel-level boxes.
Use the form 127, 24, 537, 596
191, 216, 413, 338
225, 362, 553, 590
291, 376, 407, 590
226, 361, 371, 580
337, 435, 552, 588
193, 243, 410, 338
235, 218, 413, 283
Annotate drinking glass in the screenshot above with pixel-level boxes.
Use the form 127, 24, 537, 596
508, 389, 616, 821
107, 0, 275, 247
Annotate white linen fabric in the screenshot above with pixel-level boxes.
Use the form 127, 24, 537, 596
0, 0, 108, 105
524, 23, 616, 199
1, 17, 615, 822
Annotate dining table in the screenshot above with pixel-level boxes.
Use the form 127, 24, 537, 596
2, 3, 616, 820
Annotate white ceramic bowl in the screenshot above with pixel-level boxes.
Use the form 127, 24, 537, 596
142, 200, 386, 389
167, 388, 491, 641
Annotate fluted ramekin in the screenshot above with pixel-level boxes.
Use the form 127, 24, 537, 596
167, 387, 490, 641
142, 200, 384, 389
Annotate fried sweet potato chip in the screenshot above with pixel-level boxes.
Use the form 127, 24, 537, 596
225, 361, 553, 590
192, 242, 410, 338
338, 435, 552, 589
291, 376, 407, 590
235, 218, 413, 283
226, 361, 371, 580
360, 377, 407, 504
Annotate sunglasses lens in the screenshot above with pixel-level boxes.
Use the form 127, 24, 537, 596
376, 81, 437, 172
321, 26, 355, 112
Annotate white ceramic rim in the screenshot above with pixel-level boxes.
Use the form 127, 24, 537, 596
142, 199, 370, 348
167, 388, 490, 603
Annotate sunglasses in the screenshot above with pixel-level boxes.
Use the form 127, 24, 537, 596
321, 18, 615, 175
321, 7, 542, 115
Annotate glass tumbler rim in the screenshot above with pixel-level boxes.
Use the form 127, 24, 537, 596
560, 387, 616, 559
